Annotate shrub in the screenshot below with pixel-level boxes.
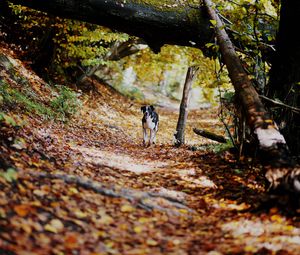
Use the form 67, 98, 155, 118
50, 85, 82, 121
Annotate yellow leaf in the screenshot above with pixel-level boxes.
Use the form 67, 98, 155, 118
69, 187, 79, 194
146, 239, 158, 246
210, 19, 217, 26
284, 225, 294, 231
138, 217, 150, 223
133, 226, 143, 234
178, 209, 188, 214
271, 214, 284, 223
120, 204, 135, 213
74, 210, 87, 218
44, 219, 64, 233
244, 245, 256, 252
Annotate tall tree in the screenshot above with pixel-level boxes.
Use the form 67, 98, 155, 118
267, 0, 300, 156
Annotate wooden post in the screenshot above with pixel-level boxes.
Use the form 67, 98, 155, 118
174, 66, 199, 147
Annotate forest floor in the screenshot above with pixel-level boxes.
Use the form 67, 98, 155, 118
1, 46, 300, 255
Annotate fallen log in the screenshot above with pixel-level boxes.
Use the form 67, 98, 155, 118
193, 128, 227, 144
8, 0, 212, 52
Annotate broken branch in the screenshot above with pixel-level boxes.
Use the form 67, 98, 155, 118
193, 128, 227, 143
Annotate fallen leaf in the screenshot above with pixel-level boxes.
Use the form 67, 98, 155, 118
133, 226, 143, 234
65, 233, 79, 249
14, 204, 32, 217
44, 219, 64, 233
120, 204, 135, 213
146, 239, 158, 246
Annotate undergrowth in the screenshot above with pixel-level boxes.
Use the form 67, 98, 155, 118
51, 85, 82, 121
0, 80, 81, 121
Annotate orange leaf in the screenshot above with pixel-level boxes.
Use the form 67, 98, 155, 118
14, 204, 31, 217
65, 233, 79, 249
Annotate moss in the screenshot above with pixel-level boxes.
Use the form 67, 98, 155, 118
128, 0, 201, 12
186, 8, 205, 26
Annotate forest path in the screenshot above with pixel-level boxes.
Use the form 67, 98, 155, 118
1, 49, 300, 254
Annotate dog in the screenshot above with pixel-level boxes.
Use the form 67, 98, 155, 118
141, 105, 159, 146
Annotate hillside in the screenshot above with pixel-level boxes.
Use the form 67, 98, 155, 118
1, 45, 300, 255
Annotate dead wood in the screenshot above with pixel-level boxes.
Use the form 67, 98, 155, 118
174, 66, 199, 147
193, 128, 227, 144
22, 171, 194, 215
259, 95, 300, 114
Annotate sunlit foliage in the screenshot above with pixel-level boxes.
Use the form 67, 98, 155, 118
9, 4, 129, 69
7, 1, 279, 103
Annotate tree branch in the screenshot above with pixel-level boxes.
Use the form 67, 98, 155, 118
21, 171, 194, 214
260, 95, 300, 113
193, 128, 227, 143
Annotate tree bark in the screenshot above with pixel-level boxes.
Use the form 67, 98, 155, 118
174, 66, 199, 147
267, 1, 300, 156
8, 0, 212, 52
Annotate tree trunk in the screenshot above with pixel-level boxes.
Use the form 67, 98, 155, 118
8, 0, 212, 52
174, 66, 199, 147
267, 1, 300, 156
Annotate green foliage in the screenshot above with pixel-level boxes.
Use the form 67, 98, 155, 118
122, 45, 227, 103
0, 81, 54, 118
222, 91, 235, 104
8, 4, 130, 74
193, 139, 234, 154
50, 85, 82, 121
0, 80, 81, 121
0, 168, 18, 183
210, 139, 234, 154
119, 86, 145, 101
214, 0, 279, 83
0, 112, 18, 127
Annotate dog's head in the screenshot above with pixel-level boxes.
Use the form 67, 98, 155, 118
141, 105, 155, 118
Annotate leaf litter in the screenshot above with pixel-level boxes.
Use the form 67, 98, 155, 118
1, 46, 300, 255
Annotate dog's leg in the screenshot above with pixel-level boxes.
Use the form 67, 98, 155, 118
150, 129, 155, 145
152, 124, 158, 144
153, 129, 157, 144
143, 128, 148, 146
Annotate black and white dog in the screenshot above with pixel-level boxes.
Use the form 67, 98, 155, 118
141, 105, 159, 146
